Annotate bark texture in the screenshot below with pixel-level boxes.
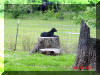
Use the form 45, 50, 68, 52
74, 19, 96, 70
96, 39, 100, 73
30, 37, 61, 55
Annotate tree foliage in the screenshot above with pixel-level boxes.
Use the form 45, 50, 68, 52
2, 0, 100, 4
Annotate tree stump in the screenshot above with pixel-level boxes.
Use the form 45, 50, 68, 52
74, 19, 96, 70
96, 39, 100, 73
39, 48, 61, 56
30, 37, 61, 55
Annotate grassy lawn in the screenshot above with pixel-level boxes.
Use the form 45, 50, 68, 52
4, 18, 79, 51
0, 18, 4, 75
4, 11, 96, 71
0, 57, 4, 74
4, 17, 96, 71
4, 17, 77, 71
4, 16, 78, 71
4, 17, 96, 52
5, 50, 75, 71
0, 3, 97, 74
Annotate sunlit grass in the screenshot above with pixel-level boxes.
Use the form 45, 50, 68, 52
4, 17, 95, 52
0, 18, 4, 75
0, 56, 4, 74
5, 50, 75, 71
4, 18, 79, 51
4, 11, 96, 71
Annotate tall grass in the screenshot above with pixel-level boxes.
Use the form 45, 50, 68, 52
22, 35, 34, 51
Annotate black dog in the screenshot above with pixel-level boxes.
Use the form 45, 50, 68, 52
40, 28, 57, 37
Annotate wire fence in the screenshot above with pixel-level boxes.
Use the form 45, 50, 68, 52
4, 4, 96, 54
5, 20, 79, 53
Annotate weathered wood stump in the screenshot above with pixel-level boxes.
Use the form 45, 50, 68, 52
39, 48, 61, 56
74, 19, 96, 70
30, 37, 61, 55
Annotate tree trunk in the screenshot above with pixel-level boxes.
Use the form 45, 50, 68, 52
74, 19, 96, 70
30, 37, 61, 55
96, 39, 100, 73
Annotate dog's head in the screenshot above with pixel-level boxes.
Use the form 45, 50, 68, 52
51, 28, 57, 32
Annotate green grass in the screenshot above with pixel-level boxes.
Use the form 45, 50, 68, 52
0, 56, 4, 75
0, 18, 4, 75
4, 16, 96, 52
4, 18, 79, 51
4, 17, 96, 72
5, 50, 75, 71
0, 12, 4, 18
4, 15, 78, 72
0, 2, 97, 75
4, 12, 96, 72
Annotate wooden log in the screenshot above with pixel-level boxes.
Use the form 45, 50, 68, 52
30, 37, 61, 55
74, 19, 96, 70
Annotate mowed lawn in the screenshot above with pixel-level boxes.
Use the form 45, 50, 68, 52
4, 18, 96, 71
5, 18, 80, 51
5, 50, 75, 71
4, 18, 95, 51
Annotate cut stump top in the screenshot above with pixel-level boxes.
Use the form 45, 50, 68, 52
39, 37, 59, 38
40, 48, 61, 54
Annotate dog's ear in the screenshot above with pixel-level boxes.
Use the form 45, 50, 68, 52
52, 28, 56, 30
54, 28, 57, 31
51, 28, 57, 32
52, 28, 56, 29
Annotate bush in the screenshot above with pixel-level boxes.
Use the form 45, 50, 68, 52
0, 5, 4, 12
41, 9, 55, 20
72, 6, 96, 27
6, 5, 30, 18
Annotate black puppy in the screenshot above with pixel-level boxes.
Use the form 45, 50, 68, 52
40, 28, 57, 37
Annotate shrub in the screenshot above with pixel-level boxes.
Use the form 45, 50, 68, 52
72, 6, 96, 27
41, 9, 55, 20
